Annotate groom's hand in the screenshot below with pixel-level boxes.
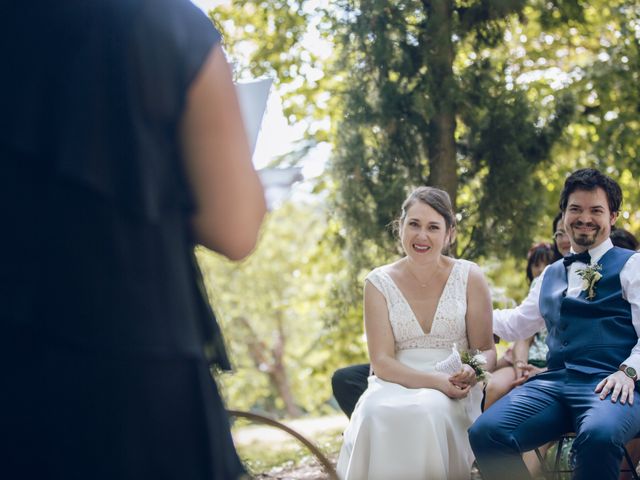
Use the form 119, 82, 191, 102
595, 371, 635, 405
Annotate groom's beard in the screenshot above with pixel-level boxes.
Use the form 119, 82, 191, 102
570, 220, 600, 247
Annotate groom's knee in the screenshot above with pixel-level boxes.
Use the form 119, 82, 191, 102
468, 416, 493, 450
574, 423, 625, 454
468, 415, 517, 452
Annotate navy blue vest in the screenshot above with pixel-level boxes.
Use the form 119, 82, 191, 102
540, 247, 636, 375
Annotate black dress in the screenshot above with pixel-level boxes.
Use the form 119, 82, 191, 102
0, 1, 244, 478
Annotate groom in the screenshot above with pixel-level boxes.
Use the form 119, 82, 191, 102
469, 168, 640, 480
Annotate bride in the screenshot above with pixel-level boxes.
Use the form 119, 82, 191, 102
336, 186, 496, 480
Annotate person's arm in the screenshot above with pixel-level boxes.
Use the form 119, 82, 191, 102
493, 267, 547, 341
596, 253, 640, 405
364, 280, 470, 399
465, 263, 497, 372
511, 336, 543, 386
181, 44, 266, 260
512, 337, 533, 371
619, 253, 640, 374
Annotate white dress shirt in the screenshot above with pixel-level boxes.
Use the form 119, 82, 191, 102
493, 238, 640, 372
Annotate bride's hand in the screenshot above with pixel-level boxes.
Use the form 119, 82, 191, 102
450, 364, 478, 388
433, 373, 471, 399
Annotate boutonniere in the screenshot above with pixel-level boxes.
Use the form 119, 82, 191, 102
576, 263, 603, 300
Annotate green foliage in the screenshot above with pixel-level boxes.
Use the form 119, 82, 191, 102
195, 0, 640, 417
329, 0, 575, 271
198, 202, 367, 416
210, 0, 336, 159
458, 65, 575, 257
498, 0, 640, 231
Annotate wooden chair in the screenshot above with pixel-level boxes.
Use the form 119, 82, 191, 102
535, 433, 640, 480
227, 409, 338, 480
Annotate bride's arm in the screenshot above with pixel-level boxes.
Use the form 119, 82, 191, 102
465, 264, 497, 372
364, 281, 469, 398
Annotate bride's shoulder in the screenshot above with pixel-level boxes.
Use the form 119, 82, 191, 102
451, 258, 485, 278
370, 259, 403, 275
366, 261, 405, 287
452, 257, 480, 268
453, 259, 491, 292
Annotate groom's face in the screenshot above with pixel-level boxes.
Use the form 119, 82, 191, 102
563, 187, 617, 251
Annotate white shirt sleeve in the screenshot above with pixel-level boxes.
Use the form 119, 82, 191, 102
493, 267, 547, 341
619, 253, 640, 372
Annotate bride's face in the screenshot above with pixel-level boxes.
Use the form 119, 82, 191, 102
400, 202, 451, 261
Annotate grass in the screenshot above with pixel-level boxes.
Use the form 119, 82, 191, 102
235, 427, 344, 477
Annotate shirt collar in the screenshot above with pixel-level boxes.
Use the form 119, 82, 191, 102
570, 237, 613, 264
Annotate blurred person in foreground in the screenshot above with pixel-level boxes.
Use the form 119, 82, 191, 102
0, 1, 265, 479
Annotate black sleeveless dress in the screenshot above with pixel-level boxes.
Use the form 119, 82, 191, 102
0, 1, 244, 478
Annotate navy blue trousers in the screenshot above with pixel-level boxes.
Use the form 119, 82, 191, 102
469, 369, 640, 480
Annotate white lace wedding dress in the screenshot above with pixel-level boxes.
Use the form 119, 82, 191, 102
336, 259, 483, 480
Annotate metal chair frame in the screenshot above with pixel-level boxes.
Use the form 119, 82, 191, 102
535, 432, 640, 480
227, 409, 338, 480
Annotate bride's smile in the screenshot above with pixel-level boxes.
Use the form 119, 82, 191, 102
400, 201, 453, 263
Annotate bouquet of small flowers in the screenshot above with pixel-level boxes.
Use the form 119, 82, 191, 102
460, 349, 490, 382
435, 344, 490, 382
576, 263, 602, 300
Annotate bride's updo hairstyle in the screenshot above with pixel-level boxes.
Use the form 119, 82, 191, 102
392, 186, 456, 253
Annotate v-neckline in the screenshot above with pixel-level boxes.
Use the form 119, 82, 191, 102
381, 261, 458, 336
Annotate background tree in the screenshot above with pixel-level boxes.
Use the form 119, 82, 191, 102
210, 0, 335, 163
330, 0, 575, 265
198, 201, 353, 416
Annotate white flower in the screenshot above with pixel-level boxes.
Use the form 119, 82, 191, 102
472, 353, 487, 366
577, 263, 603, 300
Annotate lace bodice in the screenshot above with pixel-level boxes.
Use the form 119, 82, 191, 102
366, 259, 472, 351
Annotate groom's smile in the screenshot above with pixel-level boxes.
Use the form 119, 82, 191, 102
570, 221, 600, 246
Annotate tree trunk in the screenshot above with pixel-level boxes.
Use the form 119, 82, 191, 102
268, 322, 303, 418
236, 316, 302, 418
423, 0, 458, 208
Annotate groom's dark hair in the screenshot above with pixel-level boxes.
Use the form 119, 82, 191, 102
559, 168, 623, 214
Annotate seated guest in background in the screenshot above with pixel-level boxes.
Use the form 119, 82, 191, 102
331, 362, 370, 418
552, 211, 572, 261
611, 227, 640, 251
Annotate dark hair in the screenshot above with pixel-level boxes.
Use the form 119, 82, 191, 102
551, 211, 564, 261
398, 186, 456, 230
559, 168, 623, 214
526, 242, 554, 283
552, 211, 563, 235
610, 227, 639, 251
